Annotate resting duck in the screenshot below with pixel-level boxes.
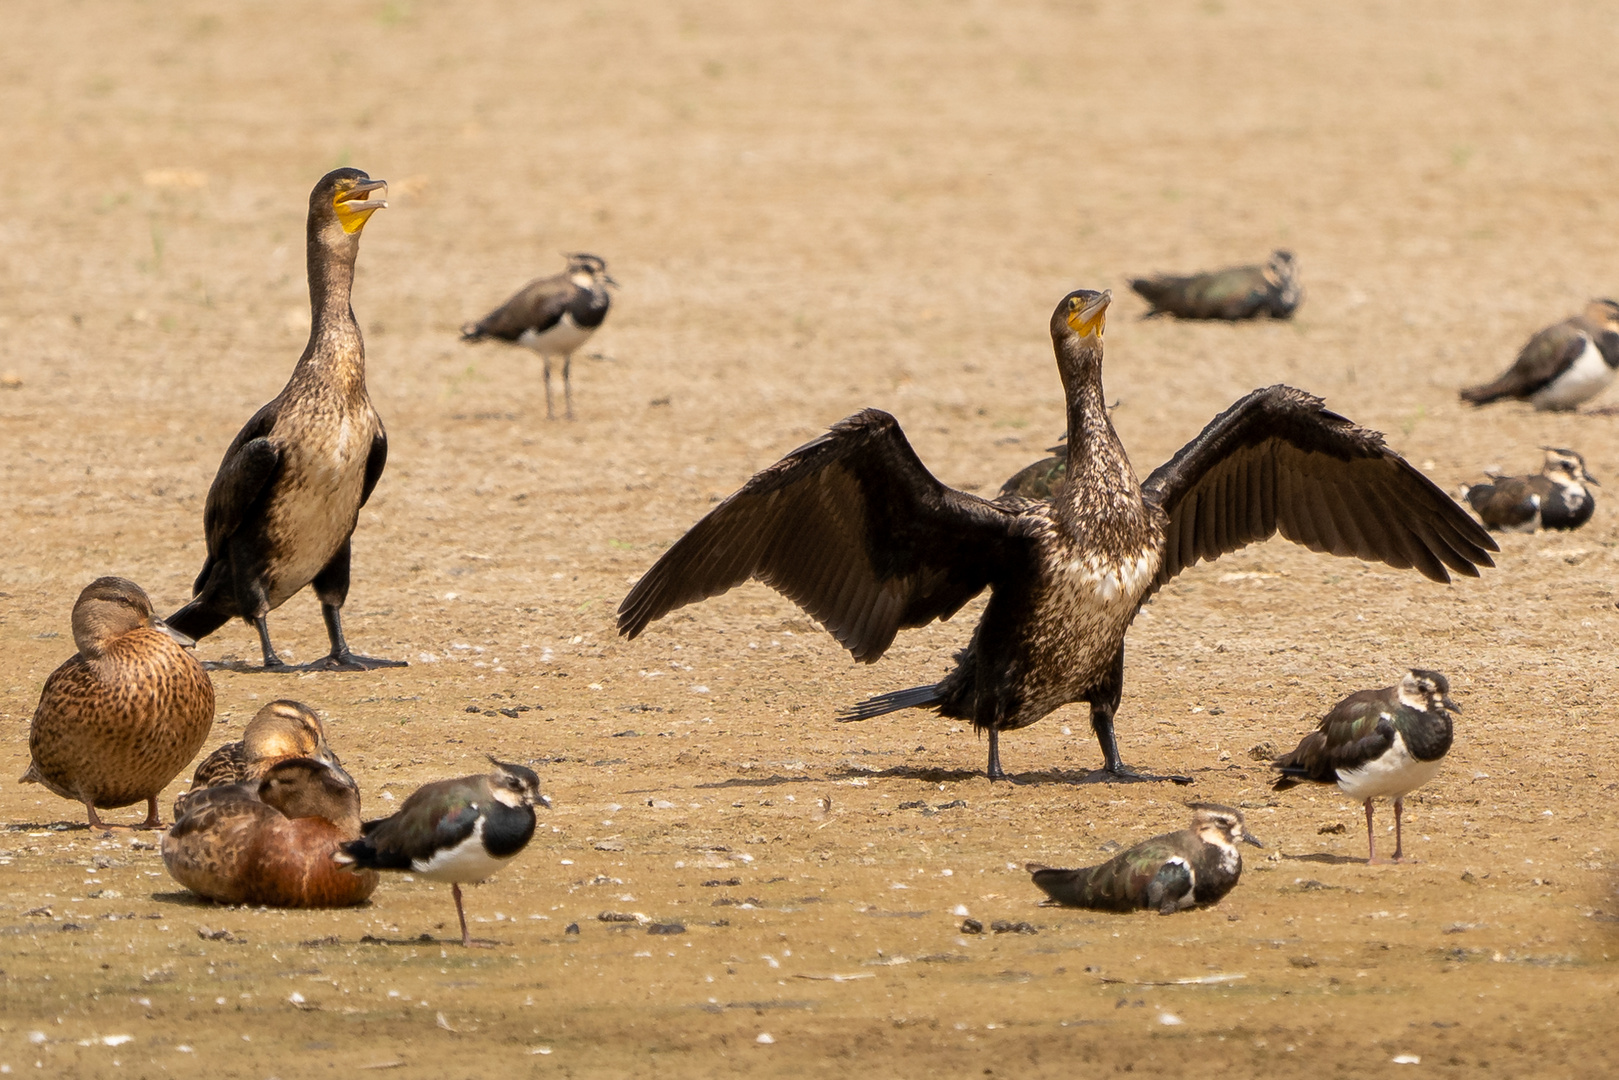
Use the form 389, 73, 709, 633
176, 699, 343, 816
162, 757, 378, 907
21, 577, 215, 829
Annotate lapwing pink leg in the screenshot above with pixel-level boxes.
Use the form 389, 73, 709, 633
1364, 799, 1378, 864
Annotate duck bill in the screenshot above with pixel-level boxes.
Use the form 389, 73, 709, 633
152, 617, 197, 649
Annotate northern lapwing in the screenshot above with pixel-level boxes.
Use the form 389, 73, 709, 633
167, 169, 404, 672
1460, 300, 1619, 411
335, 757, 549, 946
1462, 448, 1597, 531
164, 757, 378, 908
1129, 250, 1302, 320
21, 577, 215, 830
617, 289, 1496, 782
461, 253, 616, 420
1026, 804, 1261, 914
1272, 669, 1459, 863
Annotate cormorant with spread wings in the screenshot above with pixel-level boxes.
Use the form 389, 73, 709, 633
618, 289, 1496, 781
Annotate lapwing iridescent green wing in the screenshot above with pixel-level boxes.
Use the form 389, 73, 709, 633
617, 289, 1496, 783
1026, 804, 1260, 914
1272, 669, 1459, 863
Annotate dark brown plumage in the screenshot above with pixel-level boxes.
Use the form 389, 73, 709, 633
1129, 250, 1301, 320
163, 757, 378, 907
167, 168, 403, 672
618, 289, 1497, 781
1459, 300, 1619, 410
1462, 448, 1597, 531
21, 577, 215, 829
178, 699, 343, 817
1028, 804, 1260, 914
461, 253, 615, 420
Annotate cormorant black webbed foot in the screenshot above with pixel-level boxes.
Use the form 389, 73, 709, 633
311, 651, 408, 672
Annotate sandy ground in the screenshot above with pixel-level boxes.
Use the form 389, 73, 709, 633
2, 0, 1618, 1075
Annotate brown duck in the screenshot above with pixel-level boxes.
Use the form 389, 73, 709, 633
166, 168, 404, 671
176, 699, 343, 817
162, 757, 379, 907
21, 577, 215, 829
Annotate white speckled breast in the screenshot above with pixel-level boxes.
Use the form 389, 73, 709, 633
262, 403, 377, 607
1006, 531, 1162, 727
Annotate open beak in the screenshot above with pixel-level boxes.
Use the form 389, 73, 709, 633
1066, 290, 1112, 336
339, 178, 389, 214
153, 617, 196, 649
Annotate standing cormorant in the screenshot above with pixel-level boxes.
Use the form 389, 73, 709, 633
460, 253, 616, 420
617, 289, 1496, 781
167, 168, 403, 671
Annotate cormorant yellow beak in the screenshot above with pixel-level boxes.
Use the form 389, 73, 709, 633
334, 179, 388, 234
1065, 289, 1111, 338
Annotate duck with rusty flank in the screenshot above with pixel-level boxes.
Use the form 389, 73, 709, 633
1272, 669, 1459, 864
1027, 803, 1261, 914
618, 288, 1497, 782
336, 758, 548, 946
21, 577, 215, 829
166, 168, 404, 672
175, 699, 344, 818
163, 756, 378, 907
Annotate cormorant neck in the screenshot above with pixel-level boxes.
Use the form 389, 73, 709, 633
298, 226, 366, 389
1056, 333, 1128, 487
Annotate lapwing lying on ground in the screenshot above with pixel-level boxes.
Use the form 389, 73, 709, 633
22, 577, 215, 830
1272, 669, 1458, 863
335, 758, 548, 946
167, 168, 404, 672
1129, 250, 1302, 320
618, 288, 1496, 783
1462, 448, 1597, 532
1026, 804, 1260, 914
461, 253, 616, 420
1460, 300, 1619, 411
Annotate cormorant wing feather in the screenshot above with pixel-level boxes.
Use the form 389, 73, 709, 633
1141, 385, 1498, 592
465, 276, 572, 341
360, 426, 387, 508
618, 408, 1022, 663
201, 404, 283, 560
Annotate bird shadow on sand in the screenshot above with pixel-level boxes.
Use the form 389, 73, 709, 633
694, 765, 1195, 788
199, 658, 386, 674
150, 890, 229, 907
358, 932, 501, 947
1280, 852, 1365, 866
